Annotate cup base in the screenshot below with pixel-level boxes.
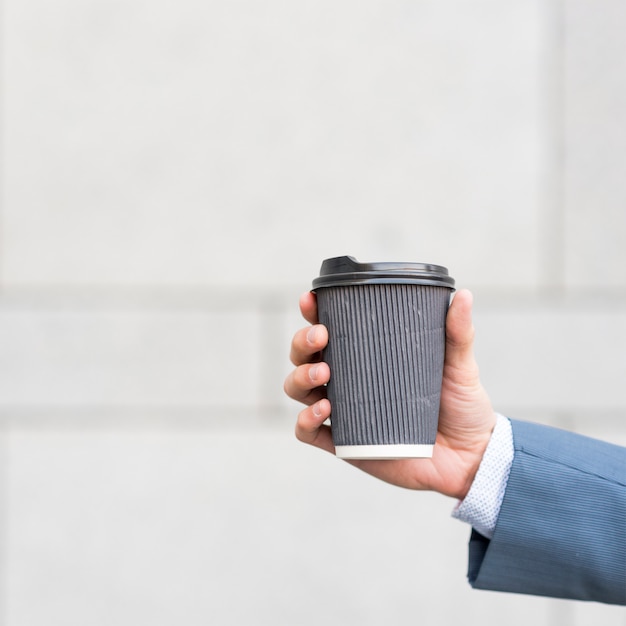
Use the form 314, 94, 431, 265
335, 444, 434, 460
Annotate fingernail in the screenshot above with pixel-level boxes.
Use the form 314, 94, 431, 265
307, 326, 318, 344
312, 401, 322, 418
309, 364, 319, 382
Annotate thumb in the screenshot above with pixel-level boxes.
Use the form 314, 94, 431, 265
445, 289, 476, 370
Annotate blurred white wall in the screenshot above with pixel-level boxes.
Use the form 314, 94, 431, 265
1, 1, 625, 624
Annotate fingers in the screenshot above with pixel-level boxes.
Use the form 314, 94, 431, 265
287, 291, 334, 453
284, 361, 330, 404
294, 398, 335, 453
284, 289, 330, 404
299, 291, 319, 325
289, 322, 328, 366
290, 291, 326, 367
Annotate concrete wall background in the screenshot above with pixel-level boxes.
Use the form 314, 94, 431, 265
1, 1, 625, 624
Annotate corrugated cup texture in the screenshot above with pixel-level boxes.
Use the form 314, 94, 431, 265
316, 283, 450, 449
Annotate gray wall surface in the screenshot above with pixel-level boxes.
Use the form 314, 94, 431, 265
1, 1, 625, 624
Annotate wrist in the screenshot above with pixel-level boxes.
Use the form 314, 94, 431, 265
457, 426, 497, 499
451, 415, 514, 538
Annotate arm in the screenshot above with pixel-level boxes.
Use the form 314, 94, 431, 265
284, 289, 626, 604
468, 419, 626, 605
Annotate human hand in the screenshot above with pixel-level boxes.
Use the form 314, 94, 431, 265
283, 289, 496, 500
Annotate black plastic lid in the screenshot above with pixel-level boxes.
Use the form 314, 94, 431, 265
312, 256, 455, 289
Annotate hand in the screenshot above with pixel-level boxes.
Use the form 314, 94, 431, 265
283, 289, 496, 500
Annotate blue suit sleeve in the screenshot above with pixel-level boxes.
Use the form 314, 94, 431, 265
467, 419, 626, 605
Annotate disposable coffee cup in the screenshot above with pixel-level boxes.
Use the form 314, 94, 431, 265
312, 256, 455, 459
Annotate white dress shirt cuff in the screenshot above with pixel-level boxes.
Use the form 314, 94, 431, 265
451, 413, 514, 539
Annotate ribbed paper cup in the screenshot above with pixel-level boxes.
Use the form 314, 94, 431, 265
313, 256, 455, 459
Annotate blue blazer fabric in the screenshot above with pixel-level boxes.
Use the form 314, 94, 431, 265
467, 419, 626, 605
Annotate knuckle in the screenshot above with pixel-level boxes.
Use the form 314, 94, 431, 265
294, 426, 306, 442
